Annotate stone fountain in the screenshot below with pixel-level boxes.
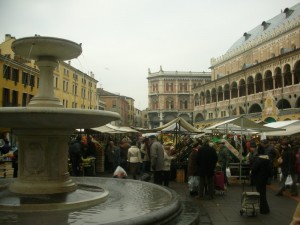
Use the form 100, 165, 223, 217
0, 36, 199, 224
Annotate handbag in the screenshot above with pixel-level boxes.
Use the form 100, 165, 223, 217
226, 167, 231, 178
285, 174, 293, 186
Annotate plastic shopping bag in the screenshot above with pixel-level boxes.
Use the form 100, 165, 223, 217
188, 176, 200, 192
285, 175, 293, 186
226, 167, 231, 178
113, 166, 127, 179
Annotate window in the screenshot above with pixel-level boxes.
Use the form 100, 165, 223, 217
3, 65, 11, 79
30, 75, 35, 87
63, 68, 69, 76
73, 73, 78, 80
54, 77, 59, 88
22, 93, 27, 106
81, 88, 86, 98
73, 84, 78, 95
112, 100, 117, 108
63, 80, 68, 92
12, 90, 18, 106
2, 88, 10, 106
22, 72, 29, 86
12, 68, 19, 83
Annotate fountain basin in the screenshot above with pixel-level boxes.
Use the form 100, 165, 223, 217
0, 107, 120, 129
0, 177, 192, 225
11, 36, 82, 61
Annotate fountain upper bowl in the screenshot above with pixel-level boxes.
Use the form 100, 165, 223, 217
11, 36, 82, 61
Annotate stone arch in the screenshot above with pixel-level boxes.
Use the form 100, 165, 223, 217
264, 70, 273, 91
239, 106, 245, 115
164, 114, 176, 123
277, 98, 291, 109
211, 88, 217, 103
205, 90, 211, 104
224, 84, 230, 100
239, 79, 246, 97
295, 97, 300, 108
200, 92, 205, 105
194, 93, 199, 106
247, 76, 254, 95
255, 73, 263, 93
195, 113, 204, 122
264, 117, 276, 123
232, 107, 237, 115
231, 81, 238, 98
294, 60, 300, 85
179, 113, 190, 122
217, 86, 223, 101
283, 64, 292, 86
248, 103, 262, 113
151, 115, 160, 127
274, 67, 282, 88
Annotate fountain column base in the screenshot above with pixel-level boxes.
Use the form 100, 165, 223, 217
10, 128, 76, 195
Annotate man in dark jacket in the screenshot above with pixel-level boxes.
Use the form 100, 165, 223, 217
251, 144, 272, 214
197, 138, 218, 199
69, 135, 83, 176
276, 140, 297, 196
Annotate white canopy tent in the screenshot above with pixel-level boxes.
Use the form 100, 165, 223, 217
204, 116, 285, 133
263, 120, 300, 136
90, 124, 139, 134
152, 117, 202, 134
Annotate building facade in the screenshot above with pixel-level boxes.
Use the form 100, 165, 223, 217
125, 97, 135, 126
0, 34, 99, 110
134, 108, 142, 128
193, 4, 300, 128
147, 66, 211, 128
97, 88, 129, 126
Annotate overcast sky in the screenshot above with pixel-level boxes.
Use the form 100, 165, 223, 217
1, 0, 299, 110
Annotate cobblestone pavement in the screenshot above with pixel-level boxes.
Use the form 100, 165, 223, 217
169, 178, 299, 225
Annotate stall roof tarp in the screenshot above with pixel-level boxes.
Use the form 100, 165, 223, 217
91, 124, 138, 134
204, 116, 285, 133
263, 120, 300, 136
152, 117, 202, 133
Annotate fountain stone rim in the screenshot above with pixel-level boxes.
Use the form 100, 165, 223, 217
11, 36, 82, 61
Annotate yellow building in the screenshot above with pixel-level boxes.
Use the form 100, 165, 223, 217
0, 34, 98, 109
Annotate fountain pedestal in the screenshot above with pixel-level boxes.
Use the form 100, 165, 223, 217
9, 129, 75, 194
28, 57, 62, 107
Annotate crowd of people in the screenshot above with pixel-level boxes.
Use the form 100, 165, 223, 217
60, 131, 300, 217
186, 135, 300, 216
103, 134, 174, 186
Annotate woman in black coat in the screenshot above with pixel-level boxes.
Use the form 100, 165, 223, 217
196, 139, 218, 199
251, 144, 272, 214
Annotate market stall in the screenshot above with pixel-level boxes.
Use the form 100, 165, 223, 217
150, 117, 202, 182
204, 116, 285, 182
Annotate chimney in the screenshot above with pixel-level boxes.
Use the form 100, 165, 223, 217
5, 34, 12, 41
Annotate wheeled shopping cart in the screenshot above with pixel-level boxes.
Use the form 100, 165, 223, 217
240, 178, 260, 216
240, 191, 260, 216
